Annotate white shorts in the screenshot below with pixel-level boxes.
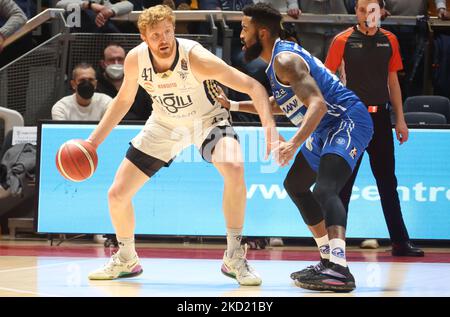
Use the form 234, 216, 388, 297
130, 115, 238, 164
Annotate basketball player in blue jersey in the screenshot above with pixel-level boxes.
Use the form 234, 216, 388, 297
85, 5, 280, 286
220, 3, 373, 292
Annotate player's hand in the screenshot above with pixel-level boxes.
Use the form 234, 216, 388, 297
95, 8, 114, 27
216, 86, 230, 109
271, 140, 297, 167
287, 8, 301, 19
264, 127, 284, 161
395, 118, 409, 145
85, 138, 99, 150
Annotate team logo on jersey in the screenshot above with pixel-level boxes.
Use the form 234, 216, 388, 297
181, 58, 188, 71
349, 146, 358, 159
152, 93, 193, 113
335, 137, 346, 146
178, 71, 188, 81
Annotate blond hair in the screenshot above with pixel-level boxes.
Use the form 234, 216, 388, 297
137, 5, 176, 35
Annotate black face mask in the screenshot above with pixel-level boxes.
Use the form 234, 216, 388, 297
77, 80, 95, 99
243, 37, 263, 63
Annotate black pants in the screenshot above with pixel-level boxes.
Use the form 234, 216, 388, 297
339, 108, 410, 243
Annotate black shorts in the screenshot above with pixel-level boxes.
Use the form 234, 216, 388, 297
126, 125, 240, 178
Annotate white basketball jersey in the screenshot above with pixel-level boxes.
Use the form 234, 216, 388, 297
136, 38, 229, 124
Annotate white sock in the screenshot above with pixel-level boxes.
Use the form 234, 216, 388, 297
117, 236, 137, 262
329, 238, 347, 267
314, 235, 330, 260
226, 228, 243, 257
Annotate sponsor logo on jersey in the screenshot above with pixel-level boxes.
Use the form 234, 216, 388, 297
157, 70, 172, 79
152, 93, 193, 113
143, 81, 154, 93
280, 96, 301, 114
158, 82, 177, 89
376, 43, 390, 47
350, 42, 363, 49
181, 58, 188, 71
349, 146, 358, 159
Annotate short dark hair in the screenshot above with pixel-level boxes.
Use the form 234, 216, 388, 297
72, 62, 95, 80
243, 3, 283, 38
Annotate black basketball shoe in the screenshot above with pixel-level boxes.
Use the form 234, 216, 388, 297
294, 262, 356, 292
290, 258, 330, 280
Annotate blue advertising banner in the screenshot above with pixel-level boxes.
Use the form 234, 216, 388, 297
37, 123, 450, 239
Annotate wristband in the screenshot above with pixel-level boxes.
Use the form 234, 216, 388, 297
230, 100, 239, 111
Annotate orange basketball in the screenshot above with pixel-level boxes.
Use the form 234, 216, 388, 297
55, 139, 98, 182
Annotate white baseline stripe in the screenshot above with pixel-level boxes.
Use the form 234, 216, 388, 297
0, 286, 60, 297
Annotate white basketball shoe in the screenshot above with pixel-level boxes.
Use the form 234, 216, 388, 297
221, 244, 262, 286
88, 253, 143, 280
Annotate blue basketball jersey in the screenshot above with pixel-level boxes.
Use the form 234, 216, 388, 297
266, 39, 363, 130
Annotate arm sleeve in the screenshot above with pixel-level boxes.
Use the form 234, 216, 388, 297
0, 0, 27, 38
109, 1, 134, 16
324, 33, 346, 73
287, 0, 299, 10
435, 0, 447, 10
51, 101, 68, 120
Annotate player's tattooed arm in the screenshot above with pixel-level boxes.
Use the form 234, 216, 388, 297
274, 52, 327, 148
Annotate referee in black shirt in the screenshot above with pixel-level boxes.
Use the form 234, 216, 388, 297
325, 0, 424, 256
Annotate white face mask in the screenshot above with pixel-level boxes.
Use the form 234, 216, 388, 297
105, 64, 124, 80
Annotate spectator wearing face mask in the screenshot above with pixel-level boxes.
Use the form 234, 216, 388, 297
52, 63, 112, 121
96, 43, 153, 120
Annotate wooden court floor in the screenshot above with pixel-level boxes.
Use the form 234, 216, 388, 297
1, 240, 449, 297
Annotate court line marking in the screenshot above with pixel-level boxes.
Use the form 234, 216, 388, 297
0, 258, 100, 274
0, 286, 60, 297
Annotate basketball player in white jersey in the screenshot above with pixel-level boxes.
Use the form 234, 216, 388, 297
86, 5, 278, 286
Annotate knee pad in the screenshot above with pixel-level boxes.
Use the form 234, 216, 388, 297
313, 183, 347, 228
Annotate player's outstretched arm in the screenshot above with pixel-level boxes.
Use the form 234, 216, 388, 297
189, 45, 276, 128
216, 87, 283, 115
87, 49, 140, 148
190, 44, 282, 158
274, 52, 327, 148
